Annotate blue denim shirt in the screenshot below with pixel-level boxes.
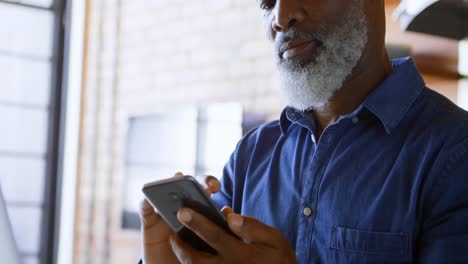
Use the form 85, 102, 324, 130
212, 58, 468, 263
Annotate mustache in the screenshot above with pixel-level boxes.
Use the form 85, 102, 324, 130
275, 28, 324, 53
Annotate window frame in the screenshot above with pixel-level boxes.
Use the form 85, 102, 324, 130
0, 0, 69, 262
39, 0, 68, 263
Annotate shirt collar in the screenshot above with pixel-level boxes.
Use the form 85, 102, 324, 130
280, 107, 308, 135
279, 57, 425, 135
362, 57, 425, 134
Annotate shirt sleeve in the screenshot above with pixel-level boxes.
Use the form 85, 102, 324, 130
417, 137, 468, 262
211, 149, 236, 210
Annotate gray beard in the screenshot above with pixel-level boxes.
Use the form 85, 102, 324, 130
276, 1, 368, 111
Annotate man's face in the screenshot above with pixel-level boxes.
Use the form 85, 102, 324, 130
258, 0, 369, 111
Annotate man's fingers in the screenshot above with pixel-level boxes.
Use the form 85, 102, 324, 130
177, 208, 240, 253
227, 213, 285, 246
170, 235, 215, 264
205, 175, 221, 194
174, 172, 184, 178
221, 206, 233, 218
174, 173, 221, 195
170, 235, 197, 263
140, 198, 151, 209
139, 199, 166, 229
194, 175, 221, 195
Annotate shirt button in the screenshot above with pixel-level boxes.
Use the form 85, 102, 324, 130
352, 116, 359, 124
303, 207, 312, 217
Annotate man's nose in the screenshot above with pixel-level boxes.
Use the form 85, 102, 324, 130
272, 0, 305, 32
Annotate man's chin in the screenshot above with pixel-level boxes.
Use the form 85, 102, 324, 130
277, 54, 321, 72
285, 96, 330, 112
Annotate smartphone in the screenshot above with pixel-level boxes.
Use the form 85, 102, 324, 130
142, 176, 237, 255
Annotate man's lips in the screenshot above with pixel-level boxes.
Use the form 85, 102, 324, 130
279, 38, 321, 60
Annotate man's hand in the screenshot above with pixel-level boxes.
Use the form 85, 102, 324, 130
171, 206, 298, 264
139, 172, 221, 264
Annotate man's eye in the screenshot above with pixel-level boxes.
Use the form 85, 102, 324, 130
259, 0, 275, 10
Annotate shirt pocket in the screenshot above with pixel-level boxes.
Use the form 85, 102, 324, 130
329, 226, 408, 263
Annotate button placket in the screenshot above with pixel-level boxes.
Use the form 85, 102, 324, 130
311, 134, 316, 144
303, 127, 338, 262
303, 207, 312, 217
352, 116, 360, 124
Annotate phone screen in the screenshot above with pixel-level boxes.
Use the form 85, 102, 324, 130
142, 176, 235, 254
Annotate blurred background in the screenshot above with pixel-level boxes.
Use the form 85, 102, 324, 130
0, 0, 466, 263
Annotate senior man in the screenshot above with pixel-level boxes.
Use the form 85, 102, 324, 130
139, 0, 468, 263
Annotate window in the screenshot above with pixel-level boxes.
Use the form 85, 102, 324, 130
122, 103, 243, 229
0, 0, 67, 263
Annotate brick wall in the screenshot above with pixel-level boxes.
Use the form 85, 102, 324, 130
117, 0, 282, 115
74, 1, 461, 263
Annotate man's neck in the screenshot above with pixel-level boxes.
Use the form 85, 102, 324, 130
311, 52, 393, 137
